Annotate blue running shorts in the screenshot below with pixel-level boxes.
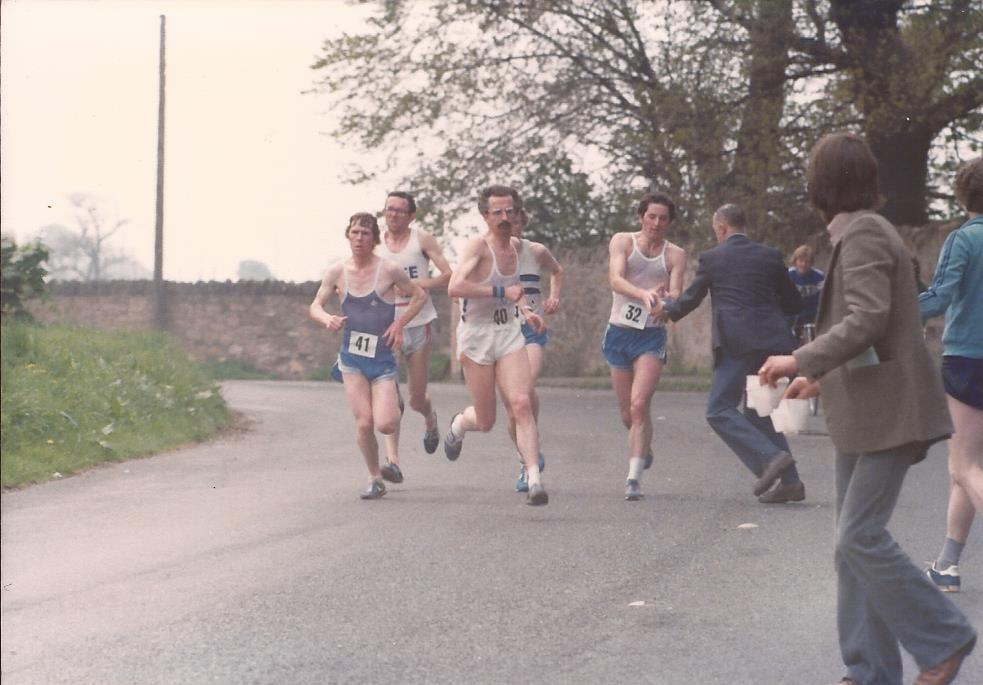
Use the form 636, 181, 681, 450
336, 352, 398, 384
601, 324, 668, 370
521, 321, 550, 347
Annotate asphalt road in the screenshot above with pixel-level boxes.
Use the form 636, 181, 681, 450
2, 380, 981, 684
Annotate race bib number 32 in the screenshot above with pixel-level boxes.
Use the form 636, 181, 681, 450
348, 331, 379, 358
619, 302, 647, 329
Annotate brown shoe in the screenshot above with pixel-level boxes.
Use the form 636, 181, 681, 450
914, 641, 973, 685
758, 481, 805, 504
753, 451, 796, 496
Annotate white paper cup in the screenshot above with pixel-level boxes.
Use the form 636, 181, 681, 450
770, 403, 788, 432
746, 376, 770, 415
780, 399, 810, 435
747, 376, 788, 417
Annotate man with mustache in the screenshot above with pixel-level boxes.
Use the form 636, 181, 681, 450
443, 185, 549, 505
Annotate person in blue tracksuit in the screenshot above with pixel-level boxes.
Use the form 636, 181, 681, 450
920, 157, 983, 593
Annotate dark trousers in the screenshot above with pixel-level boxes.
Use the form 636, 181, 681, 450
835, 444, 976, 685
705, 347, 800, 483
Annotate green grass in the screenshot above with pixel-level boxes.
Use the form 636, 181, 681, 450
202, 359, 273, 380
1, 322, 230, 488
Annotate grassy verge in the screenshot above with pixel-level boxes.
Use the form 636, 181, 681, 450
1, 323, 230, 488
202, 359, 274, 380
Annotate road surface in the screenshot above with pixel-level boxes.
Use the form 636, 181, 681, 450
2, 380, 980, 683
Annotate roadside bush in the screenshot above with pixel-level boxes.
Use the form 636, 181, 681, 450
1, 235, 48, 321
1, 323, 229, 487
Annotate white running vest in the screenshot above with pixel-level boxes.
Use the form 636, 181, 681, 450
377, 228, 438, 327
609, 234, 669, 329
460, 241, 521, 326
517, 238, 544, 317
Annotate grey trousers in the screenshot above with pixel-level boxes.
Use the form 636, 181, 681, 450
835, 444, 976, 685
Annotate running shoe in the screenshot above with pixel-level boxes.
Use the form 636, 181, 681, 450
643, 450, 653, 470
527, 482, 549, 506
625, 479, 642, 501
516, 465, 529, 492
927, 564, 961, 592
515, 452, 544, 492
360, 479, 387, 500
380, 462, 404, 484
423, 411, 439, 454
444, 412, 464, 461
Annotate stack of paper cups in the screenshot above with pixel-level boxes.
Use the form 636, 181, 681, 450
746, 376, 788, 417
771, 398, 811, 435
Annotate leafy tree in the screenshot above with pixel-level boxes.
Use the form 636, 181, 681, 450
1, 235, 49, 321
707, 0, 983, 225
312, 0, 981, 248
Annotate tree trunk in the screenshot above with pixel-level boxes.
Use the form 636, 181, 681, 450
830, 0, 935, 226
868, 126, 933, 226
728, 0, 792, 234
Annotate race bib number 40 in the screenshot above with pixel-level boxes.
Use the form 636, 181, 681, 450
493, 305, 520, 325
348, 331, 379, 358
618, 302, 647, 329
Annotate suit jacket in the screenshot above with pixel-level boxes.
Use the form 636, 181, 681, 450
667, 234, 801, 358
794, 210, 952, 456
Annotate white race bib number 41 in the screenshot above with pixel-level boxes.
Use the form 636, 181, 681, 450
618, 302, 647, 329
348, 331, 379, 358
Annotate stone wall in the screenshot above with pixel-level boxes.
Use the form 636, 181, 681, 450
30, 280, 452, 380
29, 222, 952, 379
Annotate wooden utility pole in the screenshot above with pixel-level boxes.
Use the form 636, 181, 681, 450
152, 14, 167, 329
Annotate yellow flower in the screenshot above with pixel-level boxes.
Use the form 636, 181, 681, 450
46, 439, 55, 445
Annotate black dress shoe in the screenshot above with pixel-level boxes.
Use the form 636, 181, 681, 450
758, 481, 805, 504
753, 451, 795, 496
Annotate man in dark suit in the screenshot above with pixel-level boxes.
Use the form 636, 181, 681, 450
663, 204, 805, 502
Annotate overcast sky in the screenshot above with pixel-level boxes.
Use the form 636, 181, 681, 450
1, 0, 421, 282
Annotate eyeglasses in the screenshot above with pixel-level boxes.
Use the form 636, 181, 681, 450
487, 208, 518, 218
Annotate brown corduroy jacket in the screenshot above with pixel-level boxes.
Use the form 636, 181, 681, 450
794, 210, 952, 457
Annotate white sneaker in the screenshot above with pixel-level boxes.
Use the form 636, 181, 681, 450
927, 564, 961, 592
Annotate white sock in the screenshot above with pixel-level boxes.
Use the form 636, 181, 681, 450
450, 413, 466, 440
526, 464, 542, 487
628, 457, 645, 481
